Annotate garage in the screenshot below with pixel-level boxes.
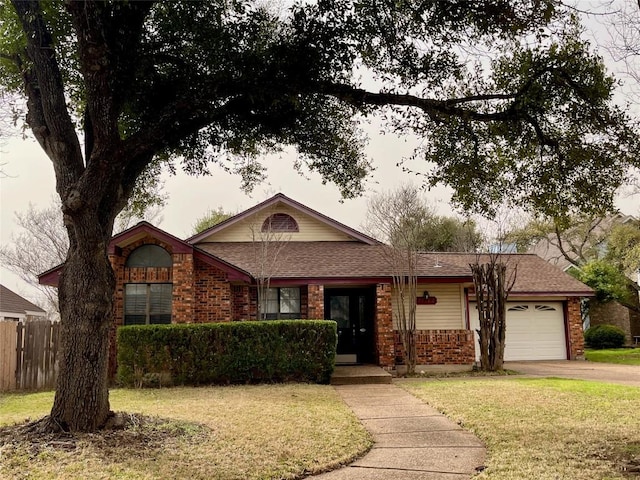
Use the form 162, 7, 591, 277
471, 302, 567, 361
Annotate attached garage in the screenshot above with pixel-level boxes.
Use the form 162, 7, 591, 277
471, 301, 567, 361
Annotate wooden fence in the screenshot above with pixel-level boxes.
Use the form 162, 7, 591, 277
0, 318, 60, 391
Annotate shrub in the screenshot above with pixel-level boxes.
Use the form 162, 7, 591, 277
117, 320, 337, 387
584, 324, 626, 349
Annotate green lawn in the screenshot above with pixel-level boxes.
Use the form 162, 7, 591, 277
402, 378, 640, 480
585, 348, 640, 365
0, 385, 372, 480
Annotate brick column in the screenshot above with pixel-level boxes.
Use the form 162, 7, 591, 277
566, 297, 585, 360
172, 253, 194, 323
307, 284, 324, 319
375, 283, 395, 369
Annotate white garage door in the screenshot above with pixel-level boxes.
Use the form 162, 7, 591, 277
471, 302, 567, 361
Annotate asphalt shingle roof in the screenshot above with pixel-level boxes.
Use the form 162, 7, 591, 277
433, 252, 594, 295
197, 243, 593, 295
198, 242, 470, 279
0, 284, 46, 315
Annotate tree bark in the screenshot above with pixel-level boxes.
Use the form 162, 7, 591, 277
50, 222, 114, 431
472, 260, 514, 372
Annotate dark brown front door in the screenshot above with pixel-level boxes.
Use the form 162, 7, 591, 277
325, 288, 374, 364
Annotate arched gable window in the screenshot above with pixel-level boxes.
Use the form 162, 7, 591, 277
126, 244, 172, 268
262, 213, 299, 233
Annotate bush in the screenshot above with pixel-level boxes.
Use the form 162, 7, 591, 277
584, 324, 626, 349
117, 320, 337, 387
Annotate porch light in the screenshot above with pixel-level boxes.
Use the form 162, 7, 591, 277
423, 291, 430, 300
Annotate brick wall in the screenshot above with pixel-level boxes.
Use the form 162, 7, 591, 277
588, 295, 640, 345
194, 258, 232, 323
375, 283, 395, 369
394, 329, 475, 365
172, 253, 194, 323
232, 285, 250, 320
307, 284, 324, 319
566, 297, 585, 359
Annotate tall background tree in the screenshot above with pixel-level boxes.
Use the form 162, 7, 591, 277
1, 0, 639, 432
249, 208, 292, 321
507, 213, 640, 308
365, 186, 425, 374
0, 188, 165, 316
191, 207, 235, 235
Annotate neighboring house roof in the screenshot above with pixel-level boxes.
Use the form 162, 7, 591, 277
440, 253, 594, 296
187, 193, 381, 245
0, 284, 46, 317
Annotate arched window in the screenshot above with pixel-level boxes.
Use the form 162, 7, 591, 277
126, 244, 172, 268
262, 213, 299, 233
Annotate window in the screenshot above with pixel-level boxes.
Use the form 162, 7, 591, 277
124, 283, 172, 325
535, 305, 557, 311
126, 245, 172, 268
261, 213, 298, 233
507, 305, 529, 312
260, 287, 300, 319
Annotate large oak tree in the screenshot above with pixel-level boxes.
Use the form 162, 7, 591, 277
1, 0, 639, 431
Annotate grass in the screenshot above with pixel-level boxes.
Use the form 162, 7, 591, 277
585, 348, 640, 365
0, 385, 372, 480
402, 378, 640, 480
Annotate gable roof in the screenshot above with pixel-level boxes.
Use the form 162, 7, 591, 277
187, 193, 381, 245
40, 222, 253, 286
0, 284, 46, 316
438, 253, 594, 296
109, 221, 193, 254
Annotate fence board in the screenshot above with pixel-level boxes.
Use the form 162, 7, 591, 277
0, 317, 60, 391
0, 322, 18, 391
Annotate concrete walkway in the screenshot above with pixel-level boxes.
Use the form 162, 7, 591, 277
313, 384, 485, 479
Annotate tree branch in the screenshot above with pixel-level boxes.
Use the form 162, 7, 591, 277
11, 0, 84, 191
317, 82, 514, 122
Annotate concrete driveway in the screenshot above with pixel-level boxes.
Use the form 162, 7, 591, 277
505, 361, 640, 387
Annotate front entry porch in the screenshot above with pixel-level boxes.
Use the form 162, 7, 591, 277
330, 364, 392, 385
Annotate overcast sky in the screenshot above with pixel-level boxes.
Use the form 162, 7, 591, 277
1, 2, 639, 304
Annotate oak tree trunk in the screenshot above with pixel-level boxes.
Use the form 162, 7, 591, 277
48, 213, 116, 431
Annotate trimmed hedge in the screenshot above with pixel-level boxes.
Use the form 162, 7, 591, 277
117, 320, 337, 387
584, 324, 626, 350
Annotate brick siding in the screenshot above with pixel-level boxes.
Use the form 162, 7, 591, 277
374, 283, 395, 369
566, 297, 585, 359
194, 258, 232, 323
394, 329, 475, 365
307, 284, 324, 319
588, 295, 640, 345
232, 285, 251, 320
171, 253, 194, 323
